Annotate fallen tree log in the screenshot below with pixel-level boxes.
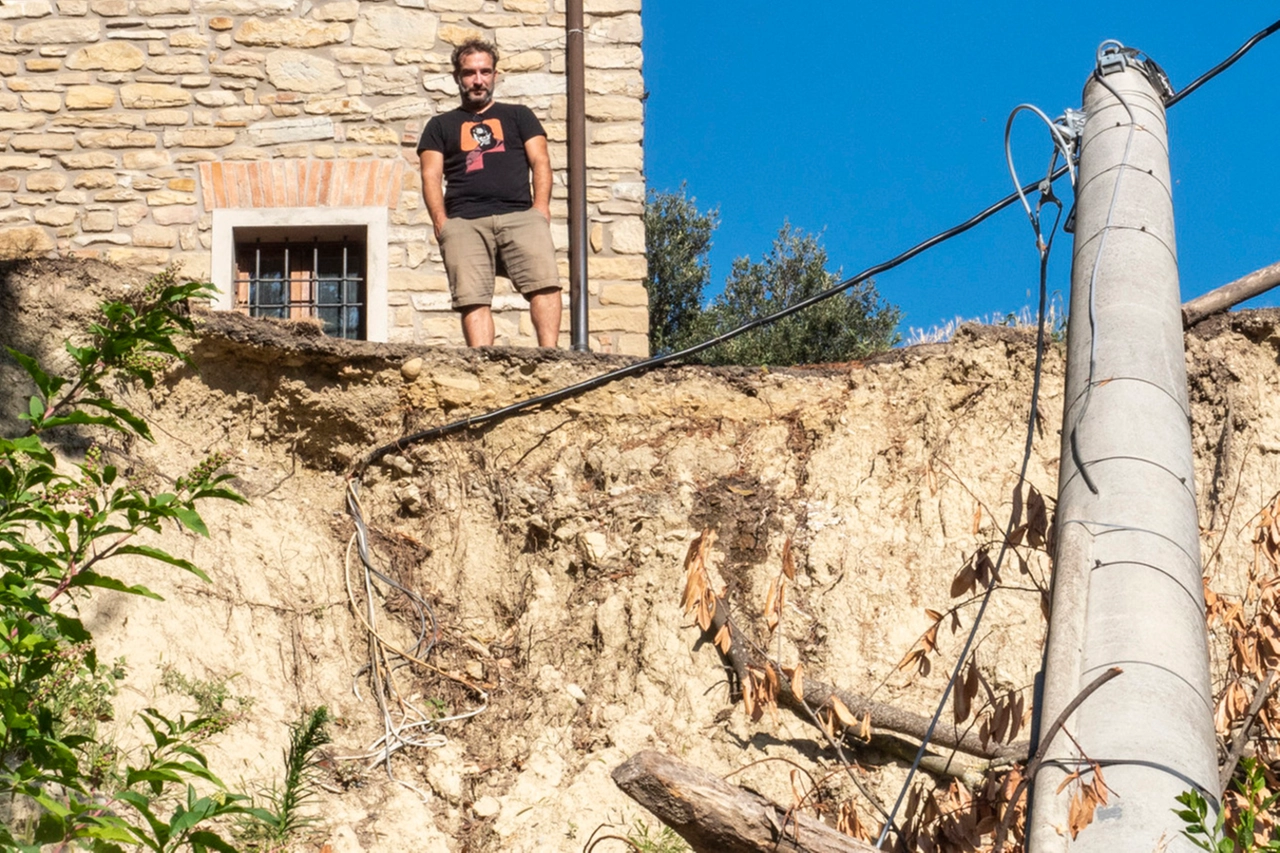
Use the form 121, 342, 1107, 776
707, 595, 1029, 765
613, 751, 877, 853
1182, 259, 1280, 327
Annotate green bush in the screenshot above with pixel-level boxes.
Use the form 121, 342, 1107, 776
0, 270, 253, 851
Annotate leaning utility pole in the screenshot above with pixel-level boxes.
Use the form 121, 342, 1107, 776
1029, 45, 1218, 851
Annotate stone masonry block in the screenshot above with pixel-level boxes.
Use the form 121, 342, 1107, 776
0, 226, 55, 257
608, 216, 644, 253
193, 0, 298, 15
132, 223, 177, 247
34, 207, 77, 226
21, 92, 61, 112
313, 1, 359, 22
352, 6, 437, 50
437, 24, 483, 47
73, 171, 116, 188
66, 41, 144, 70
616, 333, 648, 356
153, 205, 198, 225
495, 26, 560, 53
25, 173, 65, 191
122, 83, 192, 108
82, 210, 115, 231
77, 130, 158, 148
0, 156, 52, 171
16, 19, 100, 44
235, 18, 349, 48
589, 307, 647, 334
598, 282, 647, 306
266, 50, 343, 93
584, 95, 641, 121
105, 246, 170, 266
65, 85, 116, 109
584, 46, 642, 69
10, 133, 75, 152
587, 13, 640, 44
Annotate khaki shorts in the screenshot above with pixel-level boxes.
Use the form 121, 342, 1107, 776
438, 208, 560, 309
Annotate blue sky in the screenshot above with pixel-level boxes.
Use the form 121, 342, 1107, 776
641, 3, 1280, 336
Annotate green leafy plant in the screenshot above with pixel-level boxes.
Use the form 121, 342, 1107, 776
626, 819, 690, 853
160, 666, 254, 739
239, 706, 333, 850
0, 270, 250, 851
1176, 759, 1280, 852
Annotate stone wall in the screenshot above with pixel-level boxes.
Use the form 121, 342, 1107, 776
0, 0, 648, 354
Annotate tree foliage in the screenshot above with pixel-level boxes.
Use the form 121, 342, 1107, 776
644, 187, 901, 365
644, 184, 719, 355
694, 223, 901, 366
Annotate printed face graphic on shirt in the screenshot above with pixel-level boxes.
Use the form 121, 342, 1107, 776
462, 119, 505, 173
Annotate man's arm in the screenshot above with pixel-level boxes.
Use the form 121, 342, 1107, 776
419, 149, 447, 241
525, 135, 552, 222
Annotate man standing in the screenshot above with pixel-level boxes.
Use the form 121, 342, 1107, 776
418, 39, 561, 347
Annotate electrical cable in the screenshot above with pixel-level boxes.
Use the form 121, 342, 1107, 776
1068, 50, 1146, 500
349, 168, 1068, 479
340, 480, 488, 794
1166, 18, 1280, 107
874, 105, 1069, 849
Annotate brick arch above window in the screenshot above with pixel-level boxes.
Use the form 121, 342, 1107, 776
198, 159, 406, 210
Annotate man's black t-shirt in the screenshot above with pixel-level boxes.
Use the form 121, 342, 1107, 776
417, 103, 546, 220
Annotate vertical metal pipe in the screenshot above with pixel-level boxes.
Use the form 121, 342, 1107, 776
566, 0, 589, 351
1028, 56, 1218, 851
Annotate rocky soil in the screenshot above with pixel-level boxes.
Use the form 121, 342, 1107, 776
3, 258, 1279, 851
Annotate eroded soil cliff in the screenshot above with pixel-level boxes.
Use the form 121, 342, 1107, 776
3, 259, 1279, 851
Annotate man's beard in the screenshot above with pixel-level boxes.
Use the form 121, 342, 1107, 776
461, 84, 492, 109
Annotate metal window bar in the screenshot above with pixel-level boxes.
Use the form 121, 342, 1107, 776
236, 237, 366, 339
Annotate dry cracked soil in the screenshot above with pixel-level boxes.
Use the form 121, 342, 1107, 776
3, 258, 1280, 851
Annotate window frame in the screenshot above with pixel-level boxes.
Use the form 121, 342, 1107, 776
211, 206, 389, 342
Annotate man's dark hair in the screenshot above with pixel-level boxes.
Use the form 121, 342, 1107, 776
452, 39, 499, 75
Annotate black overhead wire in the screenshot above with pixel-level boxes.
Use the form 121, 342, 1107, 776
349, 170, 1068, 478
1165, 18, 1280, 107
347, 14, 1280, 481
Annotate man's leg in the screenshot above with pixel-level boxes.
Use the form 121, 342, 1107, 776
460, 304, 495, 346
496, 209, 561, 348
440, 217, 498, 347
527, 288, 561, 347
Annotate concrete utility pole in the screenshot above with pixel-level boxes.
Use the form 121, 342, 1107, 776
1029, 47, 1219, 851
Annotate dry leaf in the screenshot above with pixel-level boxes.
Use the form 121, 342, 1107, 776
955, 665, 973, 724
726, 485, 755, 496
781, 537, 796, 580
829, 695, 858, 727
858, 711, 872, 741
763, 577, 782, 634
1067, 786, 1099, 839
713, 623, 732, 654
951, 562, 977, 598
972, 503, 982, 535
790, 663, 805, 702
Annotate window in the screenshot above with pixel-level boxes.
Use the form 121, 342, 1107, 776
211, 207, 389, 343
235, 237, 366, 339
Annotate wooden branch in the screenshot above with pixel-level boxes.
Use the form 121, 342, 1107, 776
707, 593, 1029, 763
992, 666, 1123, 853
1182, 259, 1280, 327
613, 751, 877, 853
1219, 668, 1280, 795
